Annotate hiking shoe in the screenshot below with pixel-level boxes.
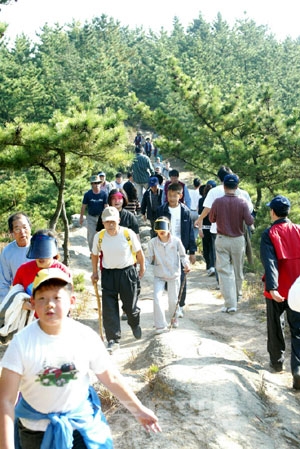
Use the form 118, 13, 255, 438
227, 307, 237, 313
155, 327, 169, 335
221, 307, 228, 313
177, 307, 184, 318
269, 361, 284, 373
171, 318, 179, 328
132, 325, 142, 340
121, 312, 128, 321
207, 267, 215, 277
107, 340, 120, 354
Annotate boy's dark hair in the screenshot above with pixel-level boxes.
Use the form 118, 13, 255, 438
193, 178, 201, 188
127, 172, 133, 178
169, 169, 179, 177
115, 172, 123, 178
8, 212, 31, 233
167, 183, 183, 193
33, 279, 73, 297
217, 166, 232, 182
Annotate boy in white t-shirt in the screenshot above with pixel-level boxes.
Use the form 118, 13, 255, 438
0, 268, 161, 449
146, 217, 190, 334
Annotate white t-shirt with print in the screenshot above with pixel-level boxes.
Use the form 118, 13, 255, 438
1, 319, 112, 431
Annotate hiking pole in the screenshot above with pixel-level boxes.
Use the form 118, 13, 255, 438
93, 281, 104, 341
169, 272, 188, 331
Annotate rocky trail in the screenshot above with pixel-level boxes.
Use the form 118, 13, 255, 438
1, 160, 299, 448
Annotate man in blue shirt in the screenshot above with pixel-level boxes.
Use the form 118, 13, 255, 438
80, 175, 108, 253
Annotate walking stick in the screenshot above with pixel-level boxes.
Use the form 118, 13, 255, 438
93, 281, 104, 341
169, 272, 188, 331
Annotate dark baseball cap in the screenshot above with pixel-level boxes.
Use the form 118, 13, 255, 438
223, 174, 239, 188
266, 195, 290, 215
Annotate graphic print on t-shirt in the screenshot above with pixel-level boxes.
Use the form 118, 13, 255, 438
36, 362, 78, 387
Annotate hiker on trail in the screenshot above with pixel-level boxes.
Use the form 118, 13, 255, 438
153, 157, 164, 172
260, 195, 300, 390
98, 171, 112, 196
198, 181, 217, 277
110, 172, 124, 189
162, 169, 191, 209
131, 146, 155, 203
141, 177, 163, 238
96, 188, 139, 238
162, 160, 172, 181
134, 131, 143, 150
91, 207, 145, 354
188, 177, 202, 240
0, 230, 71, 343
195, 166, 253, 285
157, 183, 197, 318
13, 229, 71, 300
0, 268, 161, 449
123, 172, 140, 215
144, 137, 153, 158
209, 174, 254, 313
79, 175, 108, 254
0, 213, 33, 303
146, 216, 190, 334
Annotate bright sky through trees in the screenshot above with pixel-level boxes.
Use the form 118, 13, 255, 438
1, 0, 299, 42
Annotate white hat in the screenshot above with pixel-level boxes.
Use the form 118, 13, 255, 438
288, 276, 300, 312
101, 206, 120, 223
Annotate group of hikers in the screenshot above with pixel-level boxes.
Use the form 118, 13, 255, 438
1, 137, 300, 447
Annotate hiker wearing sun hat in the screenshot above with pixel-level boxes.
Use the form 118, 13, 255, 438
260, 195, 300, 389
79, 175, 108, 253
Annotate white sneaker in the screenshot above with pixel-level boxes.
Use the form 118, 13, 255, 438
155, 327, 169, 335
207, 267, 215, 277
177, 307, 184, 318
227, 307, 237, 313
171, 318, 179, 328
221, 307, 228, 313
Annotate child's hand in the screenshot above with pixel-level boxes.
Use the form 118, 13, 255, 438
133, 405, 162, 433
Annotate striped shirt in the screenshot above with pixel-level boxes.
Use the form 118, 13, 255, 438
132, 154, 155, 184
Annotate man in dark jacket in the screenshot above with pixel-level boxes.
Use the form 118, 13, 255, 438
156, 183, 197, 316
141, 177, 163, 237
260, 195, 300, 389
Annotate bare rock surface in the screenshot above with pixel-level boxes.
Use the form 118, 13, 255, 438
67, 220, 300, 449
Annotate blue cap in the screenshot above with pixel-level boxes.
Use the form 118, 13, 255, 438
266, 195, 290, 215
223, 174, 239, 188
26, 234, 58, 259
149, 176, 159, 187
206, 180, 217, 188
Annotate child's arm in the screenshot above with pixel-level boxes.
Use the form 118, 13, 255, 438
97, 367, 161, 433
0, 368, 21, 449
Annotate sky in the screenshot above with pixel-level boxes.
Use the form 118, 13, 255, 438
1, 0, 299, 42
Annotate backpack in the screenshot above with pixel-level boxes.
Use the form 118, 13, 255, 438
98, 228, 136, 269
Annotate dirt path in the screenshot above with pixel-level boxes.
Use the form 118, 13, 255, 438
66, 214, 299, 449
1, 159, 299, 448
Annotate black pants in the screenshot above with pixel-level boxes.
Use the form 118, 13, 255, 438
265, 298, 300, 373
202, 229, 214, 270
18, 420, 87, 449
101, 266, 140, 342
